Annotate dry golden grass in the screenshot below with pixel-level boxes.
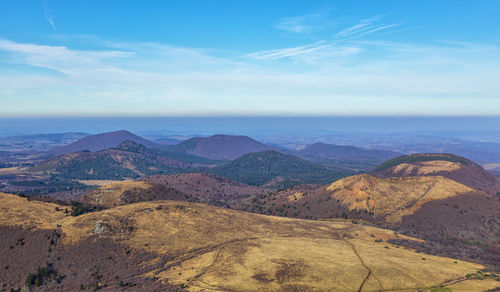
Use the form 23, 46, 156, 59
445, 278, 500, 291
59, 200, 495, 291
0, 167, 24, 174
1, 192, 497, 291
81, 180, 152, 207
326, 174, 475, 223
287, 192, 304, 201
76, 179, 125, 186
0, 193, 68, 229
393, 160, 461, 175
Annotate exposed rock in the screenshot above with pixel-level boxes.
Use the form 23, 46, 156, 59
94, 222, 109, 235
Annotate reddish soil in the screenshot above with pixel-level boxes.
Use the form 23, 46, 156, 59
234, 184, 357, 220
142, 173, 268, 207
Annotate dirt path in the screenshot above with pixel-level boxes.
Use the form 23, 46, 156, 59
381, 276, 472, 292
341, 231, 382, 292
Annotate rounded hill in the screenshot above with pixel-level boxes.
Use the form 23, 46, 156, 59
372, 153, 500, 195
80, 181, 189, 208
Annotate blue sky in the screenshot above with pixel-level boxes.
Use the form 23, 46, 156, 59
0, 0, 499, 116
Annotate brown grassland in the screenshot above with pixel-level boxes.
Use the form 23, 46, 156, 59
1, 192, 498, 291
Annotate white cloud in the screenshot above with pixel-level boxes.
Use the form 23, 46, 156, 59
245, 41, 329, 60
0, 36, 499, 116
274, 9, 333, 34
0, 38, 130, 74
43, 1, 57, 31
336, 16, 400, 39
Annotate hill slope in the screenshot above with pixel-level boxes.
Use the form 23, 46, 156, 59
1, 192, 497, 291
294, 142, 401, 171
238, 173, 500, 269
47, 130, 158, 156
166, 134, 274, 160
142, 173, 268, 206
80, 181, 190, 208
32, 141, 217, 180
372, 153, 500, 195
208, 150, 354, 188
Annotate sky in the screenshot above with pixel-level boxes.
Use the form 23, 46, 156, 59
0, 0, 499, 116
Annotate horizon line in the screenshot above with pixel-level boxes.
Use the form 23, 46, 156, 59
2, 114, 500, 119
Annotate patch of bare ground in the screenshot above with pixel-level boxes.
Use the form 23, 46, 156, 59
372, 154, 500, 196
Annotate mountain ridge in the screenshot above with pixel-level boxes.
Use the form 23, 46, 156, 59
47, 130, 159, 156
166, 134, 275, 160
208, 150, 354, 188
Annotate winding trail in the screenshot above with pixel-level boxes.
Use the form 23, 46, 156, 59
341, 230, 382, 292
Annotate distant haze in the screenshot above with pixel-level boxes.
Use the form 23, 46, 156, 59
1, 116, 500, 137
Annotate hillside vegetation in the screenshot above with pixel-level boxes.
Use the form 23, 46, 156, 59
142, 173, 268, 206
80, 181, 190, 208
236, 170, 500, 269
294, 142, 401, 171
208, 150, 354, 188
1, 192, 498, 291
31, 141, 219, 180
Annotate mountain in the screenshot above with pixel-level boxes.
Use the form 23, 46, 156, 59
323, 174, 500, 268
1, 192, 497, 291
372, 153, 500, 195
166, 134, 275, 160
154, 137, 183, 145
142, 173, 268, 207
239, 173, 500, 269
47, 130, 158, 156
296, 142, 400, 160
294, 142, 401, 171
32, 141, 217, 180
293, 143, 401, 171
208, 150, 355, 188
80, 181, 190, 208
238, 174, 479, 223
325, 174, 477, 221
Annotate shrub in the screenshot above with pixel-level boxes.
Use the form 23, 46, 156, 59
25, 263, 56, 287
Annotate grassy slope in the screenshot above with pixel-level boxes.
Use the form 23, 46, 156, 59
325, 174, 475, 222
373, 153, 471, 172
1, 192, 498, 291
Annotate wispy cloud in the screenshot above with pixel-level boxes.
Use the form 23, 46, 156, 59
336, 16, 400, 39
245, 41, 328, 60
0, 36, 499, 116
43, 1, 57, 31
274, 9, 333, 34
0, 38, 130, 74
247, 15, 402, 63
245, 41, 362, 64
